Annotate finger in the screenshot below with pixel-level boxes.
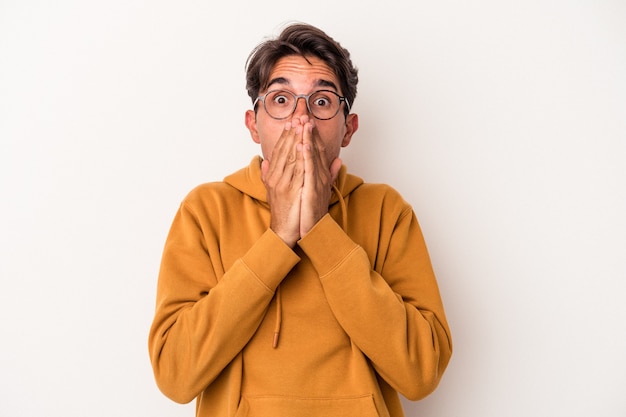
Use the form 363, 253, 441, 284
302, 122, 322, 171
329, 157, 342, 184
267, 122, 298, 179
313, 132, 331, 171
292, 141, 305, 188
261, 159, 270, 183
302, 123, 318, 181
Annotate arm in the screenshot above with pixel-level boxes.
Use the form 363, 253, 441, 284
148, 201, 300, 404
298, 207, 452, 401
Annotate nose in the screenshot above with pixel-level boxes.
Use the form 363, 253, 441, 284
292, 96, 311, 118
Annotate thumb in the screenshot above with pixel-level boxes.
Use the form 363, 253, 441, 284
329, 158, 342, 185
261, 159, 270, 183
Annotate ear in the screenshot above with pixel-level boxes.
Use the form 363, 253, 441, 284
245, 109, 261, 144
341, 113, 359, 147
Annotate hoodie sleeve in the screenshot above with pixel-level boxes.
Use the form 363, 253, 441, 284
148, 198, 300, 404
297, 190, 452, 401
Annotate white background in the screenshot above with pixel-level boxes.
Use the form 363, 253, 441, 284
1, 1, 625, 416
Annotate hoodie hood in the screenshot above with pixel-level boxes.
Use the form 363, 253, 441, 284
223, 156, 364, 206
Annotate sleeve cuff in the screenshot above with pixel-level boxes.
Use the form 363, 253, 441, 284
297, 214, 360, 277
241, 229, 301, 291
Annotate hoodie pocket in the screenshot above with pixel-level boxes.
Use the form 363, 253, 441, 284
235, 394, 380, 417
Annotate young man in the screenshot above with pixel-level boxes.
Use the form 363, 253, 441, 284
149, 23, 452, 417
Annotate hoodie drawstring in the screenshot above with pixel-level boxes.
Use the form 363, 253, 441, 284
272, 285, 282, 348
332, 184, 348, 232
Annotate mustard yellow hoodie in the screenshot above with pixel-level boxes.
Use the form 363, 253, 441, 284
149, 156, 452, 417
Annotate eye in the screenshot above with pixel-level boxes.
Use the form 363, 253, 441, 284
310, 92, 335, 108
270, 91, 293, 107
312, 97, 330, 107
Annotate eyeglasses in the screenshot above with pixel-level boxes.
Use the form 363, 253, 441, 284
253, 89, 350, 120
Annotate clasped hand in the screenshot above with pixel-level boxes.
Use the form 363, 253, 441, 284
261, 115, 342, 247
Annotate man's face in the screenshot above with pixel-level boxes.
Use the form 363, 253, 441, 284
245, 55, 358, 164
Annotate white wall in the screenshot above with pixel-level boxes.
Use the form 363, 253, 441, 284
1, 1, 624, 416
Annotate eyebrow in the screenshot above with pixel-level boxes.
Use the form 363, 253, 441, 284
266, 77, 339, 92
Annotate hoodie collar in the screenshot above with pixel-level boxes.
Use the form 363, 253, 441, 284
223, 156, 364, 205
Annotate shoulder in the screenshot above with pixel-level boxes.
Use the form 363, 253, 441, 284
185, 181, 236, 198
346, 182, 414, 223
179, 181, 243, 212
352, 182, 410, 207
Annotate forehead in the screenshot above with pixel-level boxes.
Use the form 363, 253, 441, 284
267, 55, 339, 91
